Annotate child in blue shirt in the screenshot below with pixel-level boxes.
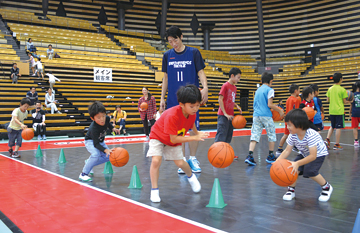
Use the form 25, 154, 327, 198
350, 81, 360, 146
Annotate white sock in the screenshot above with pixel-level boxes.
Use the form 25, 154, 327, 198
190, 156, 196, 160
183, 157, 187, 161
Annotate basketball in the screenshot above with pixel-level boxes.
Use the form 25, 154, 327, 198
109, 147, 129, 167
303, 106, 315, 120
140, 102, 148, 111
208, 142, 234, 168
321, 112, 325, 120
271, 107, 283, 121
232, 115, 247, 129
347, 90, 354, 101
21, 128, 34, 140
270, 159, 298, 187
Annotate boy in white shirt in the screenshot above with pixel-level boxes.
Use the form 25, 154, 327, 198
35, 58, 44, 80
46, 71, 61, 89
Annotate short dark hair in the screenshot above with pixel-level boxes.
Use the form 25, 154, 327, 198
30, 86, 35, 90
165, 26, 182, 40
48, 71, 52, 74
302, 86, 314, 99
20, 98, 31, 106
285, 108, 310, 130
353, 81, 360, 93
289, 84, 299, 94
48, 87, 52, 91
333, 72, 342, 83
309, 84, 319, 92
261, 72, 273, 84
229, 68, 241, 78
13, 63, 17, 66
88, 101, 106, 118
48, 44, 52, 47
28, 38, 32, 42
35, 101, 41, 105
38, 58, 41, 61
116, 105, 121, 109
177, 84, 201, 104
279, 99, 283, 103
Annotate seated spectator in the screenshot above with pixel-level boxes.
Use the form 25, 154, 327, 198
26, 87, 38, 107
31, 101, 46, 140
35, 58, 44, 80
10, 63, 21, 84
26, 38, 36, 52
46, 71, 61, 90
47, 44, 54, 60
45, 87, 61, 114
112, 105, 128, 135
27, 52, 36, 76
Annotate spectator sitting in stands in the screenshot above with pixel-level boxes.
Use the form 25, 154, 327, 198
26, 38, 36, 52
46, 71, 61, 90
26, 86, 38, 107
45, 87, 61, 114
10, 63, 21, 84
35, 58, 44, 80
27, 52, 36, 76
112, 105, 128, 135
31, 101, 46, 140
47, 44, 54, 60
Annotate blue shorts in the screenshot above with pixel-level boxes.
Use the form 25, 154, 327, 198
330, 115, 344, 129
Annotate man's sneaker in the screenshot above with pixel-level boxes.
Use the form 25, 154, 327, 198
79, 173, 92, 182
177, 168, 185, 174
11, 151, 20, 158
292, 146, 300, 153
188, 157, 201, 173
318, 184, 333, 202
84, 160, 94, 176
266, 153, 277, 164
8, 148, 13, 156
38, 135, 42, 140
42, 135, 47, 140
354, 140, 359, 147
245, 155, 256, 166
324, 139, 330, 150
234, 155, 239, 160
283, 190, 295, 201
150, 189, 161, 203
333, 144, 343, 150
188, 174, 201, 193
276, 149, 283, 157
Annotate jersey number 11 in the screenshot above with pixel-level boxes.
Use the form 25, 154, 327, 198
177, 71, 183, 82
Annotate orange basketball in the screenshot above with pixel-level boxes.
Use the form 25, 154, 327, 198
270, 159, 298, 187
303, 107, 315, 120
271, 106, 283, 121
232, 115, 247, 129
21, 128, 34, 140
208, 142, 234, 168
321, 112, 325, 120
109, 147, 129, 167
140, 102, 148, 111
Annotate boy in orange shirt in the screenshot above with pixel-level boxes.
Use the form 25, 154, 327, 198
276, 84, 301, 156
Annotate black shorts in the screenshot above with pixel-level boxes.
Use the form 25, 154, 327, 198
314, 123, 324, 131
294, 154, 325, 178
330, 115, 344, 129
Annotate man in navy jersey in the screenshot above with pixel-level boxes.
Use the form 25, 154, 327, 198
160, 26, 208, 174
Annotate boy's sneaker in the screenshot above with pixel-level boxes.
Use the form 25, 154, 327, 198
188, 157, 201, 173
38, 135, 42, 140
276, 148, 283, 157
318, 184, 333, 202
283, 190, 295, 201
333, 144, 343, 150
324, 139, 330, 150
177, 168, 185, 174
42, 135, 47, 140
188, 174, 201, 193
266, 153, 277, 164
79, 173, 92, 182
354, 140, 359, 147
8, 148, 13, 156
150, 189, 161, 203
245, 155, 256, 166
234, 155, 239, 160
11, 151, 20, 158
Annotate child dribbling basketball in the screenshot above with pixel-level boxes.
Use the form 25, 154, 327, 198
277, 109, 332, 202
147, 85, 208, 202
79, 101, 120, 182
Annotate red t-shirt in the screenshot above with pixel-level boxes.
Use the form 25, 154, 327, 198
217, 81, 237, 116
286, 96, 301, 114
302, 99, 315, 122
150, 105, 196, 146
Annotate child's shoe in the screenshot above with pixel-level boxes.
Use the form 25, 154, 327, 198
188, 157, 201, 173
245, 155, 256, 166
11, 151, 20, 158
177, 168, 185, 174
276, 148, 283, 157
187, 174, 201, 193
234, 155, 239, 160
266, 153, 277, 164
150, 189, 161, 202
8, 148, 13, 156
42, 135, 47, 140
38, 135, 42, 140
324, 139, 330, 150
319, 184, 333, 202
79, 173, 92, 181
333, 144, 343, 150
354, 140, 359, 147
283, 187, 295, 201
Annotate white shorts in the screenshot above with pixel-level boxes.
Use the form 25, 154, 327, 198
146, 139, 183, 160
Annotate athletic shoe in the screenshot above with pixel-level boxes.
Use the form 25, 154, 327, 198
188, 174, 201, 193
32, 74, 36, 76
188, 157, 201, 173
283, 190, 295, 201
150, 189, 161, 203
42, 135, 47, 140
38, 135, 42, 140
245, 155, 256, 166
79, 173, 92, 181
234, 155, 239, 160
276, 148, 283, 157
292, 146, 300, 153
177, 168, 185, 174
324, 139, 330, 150
8, 148, 13, 156
318, 184, 333, 202
57, 111, 62, 114
11, 151, 20, 158
84, 160, 94, 176
145, 136, 149, 141
333, 144, 343, 150
266, 153, 277, 164
354, 140, 359, 147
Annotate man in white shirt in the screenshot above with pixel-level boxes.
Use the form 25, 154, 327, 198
47, 44, 54, 60
46, 72, 61, 89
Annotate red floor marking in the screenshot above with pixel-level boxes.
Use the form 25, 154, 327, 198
0, 154, 221, 233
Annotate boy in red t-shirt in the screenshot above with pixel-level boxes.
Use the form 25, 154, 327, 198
215, 68, 242, 158
276, 84, 300, 156
147, 85, 208, 203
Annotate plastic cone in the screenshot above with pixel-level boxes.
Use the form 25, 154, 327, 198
58, 164, 66, 175
35, 145, 43, 158
103, 161, 114, 174
128, 165, 143, 189
104, 174, 113, 189
57, 149, 67, 164
206, 178, 227, 208
353, 209, 360, 233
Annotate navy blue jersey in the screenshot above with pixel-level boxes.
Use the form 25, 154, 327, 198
352, 92, 360, 117
162, 46, 205, 108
